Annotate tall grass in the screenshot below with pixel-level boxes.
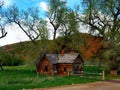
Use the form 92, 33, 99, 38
0, 65, 100, 90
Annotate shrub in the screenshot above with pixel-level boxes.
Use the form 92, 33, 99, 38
103, 50, 120, 70
1, 53, 23, 66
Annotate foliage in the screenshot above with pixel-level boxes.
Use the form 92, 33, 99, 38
0, 47, 23, 66
1, 52, 23, 66
59, 10, 82, 52
103, 49, 120, 70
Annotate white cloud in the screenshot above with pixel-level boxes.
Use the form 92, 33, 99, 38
0, 23, 29, 46
45, 18, 53, 39
2, 0, 14, 8
39, 2, 48, 11
60, 0, 65, 1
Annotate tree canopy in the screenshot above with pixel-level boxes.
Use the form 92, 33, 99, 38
4, 5, 49, 45
80, 0, 120, 69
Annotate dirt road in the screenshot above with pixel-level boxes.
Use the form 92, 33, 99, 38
34, 80, 120, 90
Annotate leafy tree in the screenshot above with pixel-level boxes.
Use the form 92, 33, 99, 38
5, 5, 48, 45
79, 0, 120, 70
47, 0, 67, 40
60, 10, 81, 52
47, 0, 82, 53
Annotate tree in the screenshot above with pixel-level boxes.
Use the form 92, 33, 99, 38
47, 0, 67, 40
80, 0, 120, 71
47, 0, 82, 53
80, 0, 120, 41
5, 5, 48, 45
59, 10, 81, 52
0, 1, 7, 39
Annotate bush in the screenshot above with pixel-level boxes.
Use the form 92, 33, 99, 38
118, 67, 120, 75
1, 53, 23, 66
2, 58, 23, 66
104, 50, 120, 70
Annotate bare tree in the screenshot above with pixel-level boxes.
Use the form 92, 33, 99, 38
0, 1, 7, 39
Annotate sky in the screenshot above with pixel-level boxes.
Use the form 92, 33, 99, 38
0, 0, 81, 46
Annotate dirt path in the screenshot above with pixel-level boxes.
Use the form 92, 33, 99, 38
34, 80, 120, 90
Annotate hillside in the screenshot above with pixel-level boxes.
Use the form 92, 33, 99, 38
0, 33, 103, 64
79, 33, 103, 59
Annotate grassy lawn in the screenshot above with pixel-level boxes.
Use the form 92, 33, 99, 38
0, 65, 119, 90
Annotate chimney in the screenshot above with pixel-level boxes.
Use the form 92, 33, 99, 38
69, 49, 76, 54
61, 44, 66, 55
61, 49, 65, 55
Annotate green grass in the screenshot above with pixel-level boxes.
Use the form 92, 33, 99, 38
0, 65, 102, 90
84, 65, 102, 73
105, 75, 120, 80
84, 65, 120, 80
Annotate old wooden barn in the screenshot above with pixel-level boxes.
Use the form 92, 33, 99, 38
36, 53, 84, 76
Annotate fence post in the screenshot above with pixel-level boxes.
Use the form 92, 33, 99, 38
37, 72, 39, 79
102, 70, 105, 80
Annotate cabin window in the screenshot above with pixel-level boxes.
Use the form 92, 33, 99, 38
77, 65, 79, 69
64, 67, 67, 72
53, 65, 57, 70
45, 66, 48, 72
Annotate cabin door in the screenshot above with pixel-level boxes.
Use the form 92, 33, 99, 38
73, 60, 83, 74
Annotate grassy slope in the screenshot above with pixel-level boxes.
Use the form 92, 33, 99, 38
1, 33, 103, 63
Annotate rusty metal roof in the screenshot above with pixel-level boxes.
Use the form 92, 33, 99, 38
58, 53, 79, 63
46, 53, 80, 64
46, 54, 58, 64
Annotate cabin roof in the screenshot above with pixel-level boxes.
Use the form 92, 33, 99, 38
45, 53, 81, 64
46, 54, 58, 64
58, 53, 79, 63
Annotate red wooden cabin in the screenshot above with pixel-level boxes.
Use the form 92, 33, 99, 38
36, 53, 84, 76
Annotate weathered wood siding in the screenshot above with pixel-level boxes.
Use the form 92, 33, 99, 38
73, 58, 83, 74
37, 57, 53, 75
36, 53, 84, 76
57, 63, 72, 76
